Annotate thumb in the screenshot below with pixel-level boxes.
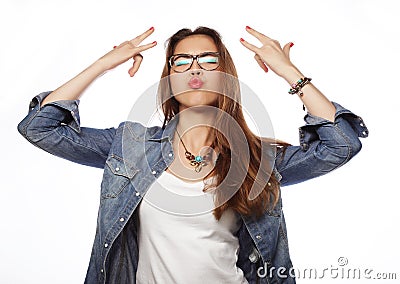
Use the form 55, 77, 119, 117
283, 42, 294, 59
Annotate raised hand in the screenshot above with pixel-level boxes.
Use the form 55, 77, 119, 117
39, 28, 157, 106
98, 27, 157, 77
240, 26, 295, 78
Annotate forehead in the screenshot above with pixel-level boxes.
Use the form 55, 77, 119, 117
174, 34, 218, 54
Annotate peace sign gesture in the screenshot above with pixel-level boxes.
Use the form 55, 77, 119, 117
240, 26, 295, 78
98, 27, 157, 77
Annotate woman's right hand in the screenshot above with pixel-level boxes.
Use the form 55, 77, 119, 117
97, 27, 157, 77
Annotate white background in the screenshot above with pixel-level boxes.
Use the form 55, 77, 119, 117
1, 0, 399, 283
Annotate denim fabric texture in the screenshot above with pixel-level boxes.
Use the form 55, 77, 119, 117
18, 91, 368, 284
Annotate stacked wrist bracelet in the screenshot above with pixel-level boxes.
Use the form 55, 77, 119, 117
288, 77, 312, 96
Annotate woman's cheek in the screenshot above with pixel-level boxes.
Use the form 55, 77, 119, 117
169, 73, 190, 96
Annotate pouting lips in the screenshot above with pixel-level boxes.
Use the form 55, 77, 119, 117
188, 77, 204, 89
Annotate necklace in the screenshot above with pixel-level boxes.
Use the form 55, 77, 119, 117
175, 128, 216, 173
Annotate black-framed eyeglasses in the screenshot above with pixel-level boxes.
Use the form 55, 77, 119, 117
168, 52, 220, 73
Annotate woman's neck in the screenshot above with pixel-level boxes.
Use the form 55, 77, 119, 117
175, 104, 218, 153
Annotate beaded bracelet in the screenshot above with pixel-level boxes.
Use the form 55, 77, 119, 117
288, 77, 312, 96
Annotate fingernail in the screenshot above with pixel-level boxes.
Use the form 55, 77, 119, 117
152, 41, 157, 44
240, 38, 245, 42
149, 27, 154, 31
290, 42, 294, 47
113, 46, 117, 49
246, 26, 251, 30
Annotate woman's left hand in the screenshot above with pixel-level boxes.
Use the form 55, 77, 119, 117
240, 26, 295, 78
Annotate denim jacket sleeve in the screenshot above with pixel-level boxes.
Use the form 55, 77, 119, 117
275, 102, 368, 186
17, 91, 117, 169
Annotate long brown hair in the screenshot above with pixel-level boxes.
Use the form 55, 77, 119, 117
157, 27, 289, 220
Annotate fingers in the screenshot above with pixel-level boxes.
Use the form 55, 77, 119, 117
129, 27, 155, 46
245, 26, 271, 43
240, 26, 295, 75
128, 54, 144, 77
134, 40, 157, 54
114, 27, 156, 52
254, 54, 268, 72
239, 25, 273, 52
240, 37, 259, 53
112, 27, 157, 76
122, 27, 157, 56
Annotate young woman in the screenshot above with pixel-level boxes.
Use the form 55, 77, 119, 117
17, 26, 368, 284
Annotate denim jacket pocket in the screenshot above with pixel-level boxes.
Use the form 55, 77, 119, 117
101, 154, 140, 199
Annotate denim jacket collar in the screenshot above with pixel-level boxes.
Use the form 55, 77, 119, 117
143, 115, 179, 142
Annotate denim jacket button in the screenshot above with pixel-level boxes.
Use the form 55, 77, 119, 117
255, 235, 261, 239
152, 170, 156, 175
168, 153, 173, 157
249, 252, 259, 263
115, 167, 120, 172
104, 243, 108, 248
135, 192, 140, 196
119, 217, 125, 222
100, 269, 104, 273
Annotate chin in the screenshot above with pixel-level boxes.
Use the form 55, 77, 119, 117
174, 91, 219, 108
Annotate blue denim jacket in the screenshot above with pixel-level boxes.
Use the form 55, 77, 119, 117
17, 91, 368, 284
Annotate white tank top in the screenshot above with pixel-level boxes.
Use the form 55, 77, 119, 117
136, 170, 249, 284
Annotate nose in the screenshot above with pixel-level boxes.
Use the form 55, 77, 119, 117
190, 69, 202, 76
